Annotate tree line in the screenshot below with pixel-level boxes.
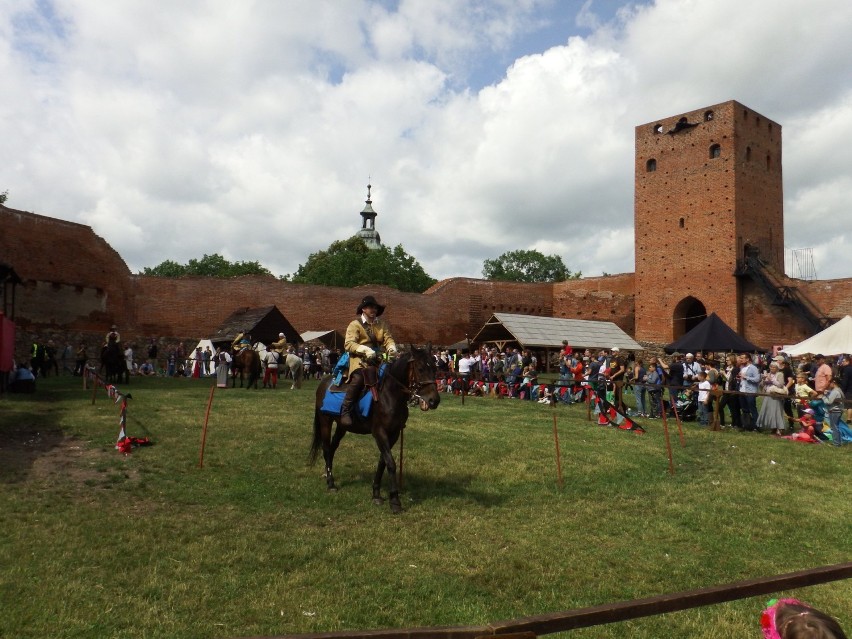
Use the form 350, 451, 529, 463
141, 241, 580, 293
3, 186, 580, 291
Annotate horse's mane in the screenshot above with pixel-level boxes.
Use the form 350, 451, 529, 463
387, 349, 414, 380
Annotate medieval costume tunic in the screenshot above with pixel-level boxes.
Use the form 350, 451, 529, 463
216, 350, 231, 388
343, 315, 397, 380
339, 295, 397, 426
269, 333, 288, 354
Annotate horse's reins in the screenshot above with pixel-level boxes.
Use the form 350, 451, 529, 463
379, 354, 437, 405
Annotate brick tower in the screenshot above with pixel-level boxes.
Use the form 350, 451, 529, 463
633, 100, 783, 344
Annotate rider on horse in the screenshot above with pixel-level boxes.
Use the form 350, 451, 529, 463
105, 324, 120, 346
269, 332, 288, 354
231, 329, 252, 353
340, 295, 397, 427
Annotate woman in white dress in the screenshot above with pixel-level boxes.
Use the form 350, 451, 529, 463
757, 361, 787, 434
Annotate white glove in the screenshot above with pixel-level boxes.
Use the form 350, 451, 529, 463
387, 346, 398, 357
355, 345, 376, 359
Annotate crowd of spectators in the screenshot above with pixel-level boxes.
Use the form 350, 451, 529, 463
428, 344, 851, 446
6, 331, 851, 446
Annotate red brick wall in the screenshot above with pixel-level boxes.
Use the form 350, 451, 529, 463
634, 101, 783, 343
0, 205, 135, 331
741, 275, 852, 349
802, 278, 852, 318
133, 276, 554, 346
553, 274, 635, 335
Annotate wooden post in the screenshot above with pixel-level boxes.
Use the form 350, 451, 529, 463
198, 384, 216, 469
670, 391, 686, 447
552, 412, 563, 489
711, 387, 723, 431
398, 426, 405, 491
661, 409, 675, 476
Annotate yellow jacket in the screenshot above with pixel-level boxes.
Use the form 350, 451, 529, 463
344, 317, 396, 378
269, 338, 288, 353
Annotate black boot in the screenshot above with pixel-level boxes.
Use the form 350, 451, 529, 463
339, 371, 364, 427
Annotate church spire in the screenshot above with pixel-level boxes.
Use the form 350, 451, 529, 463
356, 180, 382, 249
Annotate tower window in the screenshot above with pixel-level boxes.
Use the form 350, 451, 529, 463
653, 123, 664, 134
704, 110, 714, 121
709, 144, 721, 159
746, 146, 752, 161
766, 154, 771, 170
679, 217, 685, 228
646, 158, 657, 172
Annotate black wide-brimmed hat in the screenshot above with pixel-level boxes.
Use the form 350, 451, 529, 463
356, 295, 385, 316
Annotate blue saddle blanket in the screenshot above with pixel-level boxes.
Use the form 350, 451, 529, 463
320, 387, 374, 419
320, 364, 388, 418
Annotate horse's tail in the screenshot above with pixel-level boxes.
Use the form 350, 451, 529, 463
308, 406, 322, 465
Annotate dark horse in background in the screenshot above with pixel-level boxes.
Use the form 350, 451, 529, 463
231, 348, 262, 389
310, 346, 441, 514
100, 341, 127, 384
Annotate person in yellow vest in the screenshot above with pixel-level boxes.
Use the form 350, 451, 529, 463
231, 329, 251, 352
340, 295, 397, 427
269, 332, 288, 354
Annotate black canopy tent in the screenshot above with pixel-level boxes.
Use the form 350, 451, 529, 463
664, 312, 761, 354
212, 305, 301, 348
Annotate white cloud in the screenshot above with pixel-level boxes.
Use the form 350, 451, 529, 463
1, 0, 851, 285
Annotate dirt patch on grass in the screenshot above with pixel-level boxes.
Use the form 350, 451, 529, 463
0, 422, 139, 489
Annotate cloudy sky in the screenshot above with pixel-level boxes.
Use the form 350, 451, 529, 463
2, 0, 851, 282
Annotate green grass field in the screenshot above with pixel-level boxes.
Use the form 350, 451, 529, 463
1, 375, 849, 639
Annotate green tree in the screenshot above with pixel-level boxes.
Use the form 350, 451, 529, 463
289, 237, 436, 293
0, 190, 8, 205
141, 253, 272, 277
482, 249, 581, 283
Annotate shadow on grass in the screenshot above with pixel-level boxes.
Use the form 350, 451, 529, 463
402, 471, 508, 507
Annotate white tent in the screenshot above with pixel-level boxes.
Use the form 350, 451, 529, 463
300, 330, 344, 349
782, 315, 852, 357
190, 339, 216, 375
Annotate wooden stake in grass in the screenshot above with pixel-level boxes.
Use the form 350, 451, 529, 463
552, 412, 564, 489
90, 372, 99, 405
671, 393, 686, 447
398, 426, 405, 491
198, 384, 216, 469
711, 387, 722, 431
661, 407, 675, 476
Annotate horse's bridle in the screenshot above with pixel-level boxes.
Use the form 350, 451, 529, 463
382, 354, 437, 405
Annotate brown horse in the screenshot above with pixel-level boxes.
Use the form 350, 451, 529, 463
309, 346, 441, 513
231, 348, 261, 389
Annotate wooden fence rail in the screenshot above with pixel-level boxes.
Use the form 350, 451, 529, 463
241, 562, 851, 639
